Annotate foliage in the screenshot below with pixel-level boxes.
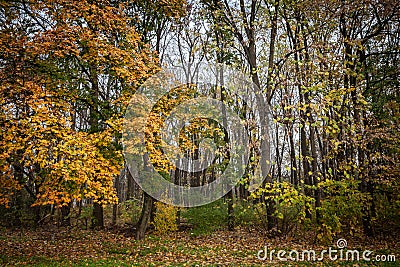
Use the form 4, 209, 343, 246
0, 0, 157, 210
77, 205, 94, 229
234, 200, 266, 229
152, 201, 178, 235
251, 182, 314, 236
0, 0, 400, 252
317, 179, 370, 243
118, 199, 143, 226
372, 183, 400, 236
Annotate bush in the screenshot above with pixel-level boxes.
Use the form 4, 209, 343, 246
152, 201, 178, 235
372, 184, 400, 236
234, 200, 266, 229
317, 179, 369, 243
119, 198, 142, 226
250, 182, 314, 236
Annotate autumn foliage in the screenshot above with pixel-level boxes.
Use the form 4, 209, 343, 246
0, 0, 157, 208
0, 0, 399, 255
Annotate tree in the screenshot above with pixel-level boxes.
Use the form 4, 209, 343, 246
0, 0, 156, 226
123, 0, 187, 239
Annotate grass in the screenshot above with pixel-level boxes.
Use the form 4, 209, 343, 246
182, 199, 228, 236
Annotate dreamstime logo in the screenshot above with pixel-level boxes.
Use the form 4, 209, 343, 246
257, 238, 396, 262
336, 238, 347, 249
122, 63, 271, 207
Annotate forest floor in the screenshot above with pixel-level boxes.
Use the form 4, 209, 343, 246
0, 227, 399, 266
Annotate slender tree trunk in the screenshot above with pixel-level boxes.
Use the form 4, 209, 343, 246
112, 173, 120, 226
127, 166, 133, 200
136, 192, 153, 240
88, 64, 105, 228
135, 153, 154, 239
289, 125, 298, 186
218, 65, 235, 231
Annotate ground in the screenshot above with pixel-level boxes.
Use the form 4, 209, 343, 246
0, 227, 398, 266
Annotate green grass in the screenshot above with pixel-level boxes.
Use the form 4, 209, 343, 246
182, 199, 228, 236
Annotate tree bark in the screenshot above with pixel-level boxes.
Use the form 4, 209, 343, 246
135, 192, 153, 240
135, 153, 154, 239
60, 204, 71, 227
92, 203, 104, 229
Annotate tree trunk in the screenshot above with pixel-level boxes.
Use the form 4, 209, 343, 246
60, 204, 71, 227
227, 190, 234, 231
112, 171, 121, 226
135, 153, 154, 239
92, 203, 104, 229
218, 65, 235, 231
135, 192, 153, 240
112, 204, 118, 227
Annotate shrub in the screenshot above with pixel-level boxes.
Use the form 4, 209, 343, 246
119, 198, 142, 226
234, 200, 266, 229
152, 201, 178, 235
317, 179, 369, 243
250, 181, 314, 236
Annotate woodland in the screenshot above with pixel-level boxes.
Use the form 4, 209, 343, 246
0, 0, 399, 266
